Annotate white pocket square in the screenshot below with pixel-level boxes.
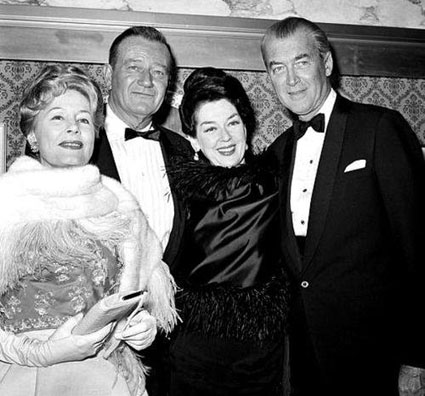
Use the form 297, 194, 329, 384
344, 159, 366, 173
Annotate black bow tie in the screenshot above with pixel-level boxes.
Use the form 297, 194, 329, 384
293, 113, 325, 140
124, 127, 160, 142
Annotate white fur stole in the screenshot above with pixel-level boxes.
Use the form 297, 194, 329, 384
0, 156, 177, 332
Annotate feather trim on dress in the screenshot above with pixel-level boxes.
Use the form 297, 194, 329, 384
168, 153, 278, 202
176, 274, 289, 345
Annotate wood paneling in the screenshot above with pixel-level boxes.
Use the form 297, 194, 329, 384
0, 4, 424, 77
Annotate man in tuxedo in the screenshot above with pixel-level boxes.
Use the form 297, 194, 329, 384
262, 17, 425, 396
91, 26, 193, 395
92, 26, 192, 265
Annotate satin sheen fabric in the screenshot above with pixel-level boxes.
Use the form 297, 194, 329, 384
174, 170, 280, 288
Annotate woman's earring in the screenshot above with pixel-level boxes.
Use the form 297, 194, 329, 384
194, 151, 199, 161
27, 133, 39, 153
30, 141, 39, 153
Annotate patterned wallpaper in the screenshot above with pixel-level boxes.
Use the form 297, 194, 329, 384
1, 60, 424, 169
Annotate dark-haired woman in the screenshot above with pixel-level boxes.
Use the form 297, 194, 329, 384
167, 67, 289, 396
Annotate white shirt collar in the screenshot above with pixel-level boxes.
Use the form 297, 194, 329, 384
318, 88, 337, 132
105, 104, 153, 141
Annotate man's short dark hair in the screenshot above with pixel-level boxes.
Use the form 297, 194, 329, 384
108, 26, 174, 71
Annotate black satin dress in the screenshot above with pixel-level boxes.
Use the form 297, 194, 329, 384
167, 155, 289, 396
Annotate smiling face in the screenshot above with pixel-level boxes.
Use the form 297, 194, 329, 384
263, 29, 333, 121
191, 99, 247, 168
106, 36, 171, 129
29, 89, 95, 168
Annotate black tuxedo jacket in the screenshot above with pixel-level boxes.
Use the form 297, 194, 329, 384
268, 95, 425, 395
91, 123, 193, 268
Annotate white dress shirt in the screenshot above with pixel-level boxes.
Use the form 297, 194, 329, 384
104, 104, 174, 250
290, 89, 337, 236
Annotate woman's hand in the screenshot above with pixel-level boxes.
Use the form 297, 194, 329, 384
43, 313, 113, 362
33, 313, 113, 366
0, 313, 113, 367
114, 310, 157, 351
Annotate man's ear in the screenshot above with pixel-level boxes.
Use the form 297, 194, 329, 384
324, 51, 333, 77
103, 64, 113, 91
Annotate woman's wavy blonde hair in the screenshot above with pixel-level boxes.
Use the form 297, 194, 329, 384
19, 64, 104, 138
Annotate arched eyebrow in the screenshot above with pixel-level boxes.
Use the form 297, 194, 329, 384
227, 113, 240, 120
199, 120, 216, 127
200, 113, 239, 125
46, 107, 92, 116
77, 110, 92, 116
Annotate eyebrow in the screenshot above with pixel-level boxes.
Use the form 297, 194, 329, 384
47, 107, 91, 115
47, 107, 62, 113
199, 120, 216, 127
295, 53, 310, 61
125, 58, 169, 70
268, 60, 281, 68
199, 113, 240, 126
152, 61, 168, 68
268, 53, 311, 68
227, 113, 240, 120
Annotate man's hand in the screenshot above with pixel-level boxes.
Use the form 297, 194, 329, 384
399, 365, 425, 395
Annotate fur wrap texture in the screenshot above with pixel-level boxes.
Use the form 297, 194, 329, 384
0, 156, 177, 332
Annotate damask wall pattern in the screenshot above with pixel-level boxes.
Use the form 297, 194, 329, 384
0, 60, 424, 169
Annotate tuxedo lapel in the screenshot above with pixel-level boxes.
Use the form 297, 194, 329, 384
92, 128, 120, 181
157, 126, 187, 267
279, 128, 304, 272
302, 97, 348, 272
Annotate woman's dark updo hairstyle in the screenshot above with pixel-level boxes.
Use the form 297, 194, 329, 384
179, 67, 256, 139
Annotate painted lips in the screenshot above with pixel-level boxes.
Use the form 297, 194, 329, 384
59, 141, 83, 149
217, 145, 236, 156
